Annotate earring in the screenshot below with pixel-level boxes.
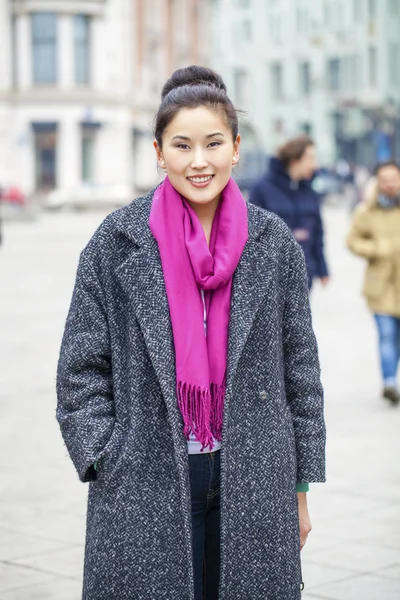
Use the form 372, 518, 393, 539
160, 161, 166, 169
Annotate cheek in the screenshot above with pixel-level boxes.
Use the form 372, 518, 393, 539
213, 150, 235, 172
164, 154, 187, 175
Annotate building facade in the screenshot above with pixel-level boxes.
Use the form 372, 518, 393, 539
0, 0, 211, 203
211, 0, 400, 167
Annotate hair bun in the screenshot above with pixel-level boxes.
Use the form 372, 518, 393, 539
161, 65, 227, 100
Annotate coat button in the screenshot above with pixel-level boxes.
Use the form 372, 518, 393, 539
259, 390, 267, 401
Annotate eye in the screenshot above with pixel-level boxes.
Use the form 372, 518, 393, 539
176, 143, 190, 150
208, 141, 221, 148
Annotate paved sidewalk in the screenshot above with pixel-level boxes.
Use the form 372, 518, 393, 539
0, 206, 399, 599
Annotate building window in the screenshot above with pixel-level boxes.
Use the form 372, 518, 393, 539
11, 15, 17, 87
389, 43, 400, 86
324, 1, 330, 26
368, 46, 377, 86
31, 12, 58, 84
297, 8, 308, 34
341, 56, 350, 90
242, 19, 252, 42
81, 127, 97, 183
299, 61, 311, 97
351, 54, 362, 89
32, 122, 58, 191
271, 62, 284, 100
389, 0, 399, 15
327, 58, 340, 91
74, 14, 91, 85
269, 14, 282, 44
368, 0, 377, 17
300, 122, 313, 136
353, 0, 363, 20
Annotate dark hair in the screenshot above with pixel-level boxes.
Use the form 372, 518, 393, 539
277, 134, 314, 168
154, 65, 239, 147
374, 160, 399, 175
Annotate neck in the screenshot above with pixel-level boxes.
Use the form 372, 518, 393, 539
186, 194, 221, 245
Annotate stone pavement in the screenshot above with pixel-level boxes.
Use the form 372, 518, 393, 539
0, 205, 399, 600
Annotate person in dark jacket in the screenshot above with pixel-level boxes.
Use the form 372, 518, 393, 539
249, 135, 329, 289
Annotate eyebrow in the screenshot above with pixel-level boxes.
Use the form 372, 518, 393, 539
171, 132, 225, 141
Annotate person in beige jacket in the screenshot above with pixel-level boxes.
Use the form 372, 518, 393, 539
347, 161, 400, 405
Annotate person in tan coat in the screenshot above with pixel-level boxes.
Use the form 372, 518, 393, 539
347, 161, 400, 404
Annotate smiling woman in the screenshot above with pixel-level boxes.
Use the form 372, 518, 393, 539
153, 66, 240, 242
154, 105, 240, 242
57, 65, 326, 600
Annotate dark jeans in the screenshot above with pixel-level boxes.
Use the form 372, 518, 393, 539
189, 450, 221, 600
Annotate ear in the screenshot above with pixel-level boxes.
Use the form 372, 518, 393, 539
232, 134, 241, 165
154, 139, 166, 169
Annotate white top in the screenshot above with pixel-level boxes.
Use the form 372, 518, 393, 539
187, 290, 222, 454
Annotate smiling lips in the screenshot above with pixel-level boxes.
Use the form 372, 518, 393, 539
187, 175, 214, 187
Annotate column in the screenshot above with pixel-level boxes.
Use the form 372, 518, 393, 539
0, 3, 11, 91
91, 15, 105, 90
189, 0, 198, 65
16, 13, 31, 89
59, 13, 74, 89
165, 0, 173, 75
57, 117, 80, 191
135, 0, 145, 87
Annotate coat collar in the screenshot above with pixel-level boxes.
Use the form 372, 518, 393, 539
268, 156, 312, 191
114, 187, 269, 247
113, 189, 273, 407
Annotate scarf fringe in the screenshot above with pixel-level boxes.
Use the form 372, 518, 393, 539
177, 381, 225, 451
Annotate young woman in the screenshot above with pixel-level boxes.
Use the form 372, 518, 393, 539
249, 135, 330, 290
57, 66, 326, 600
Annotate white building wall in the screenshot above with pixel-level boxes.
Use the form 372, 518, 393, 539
212, 0, 400, 166
0, 0, 212, 202
0, 0, 138, 201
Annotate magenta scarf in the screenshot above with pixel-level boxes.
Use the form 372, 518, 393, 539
149, 176, 248, 450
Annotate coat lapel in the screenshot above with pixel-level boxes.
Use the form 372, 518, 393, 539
226, 207, 275, 394
114, 197, 184, 442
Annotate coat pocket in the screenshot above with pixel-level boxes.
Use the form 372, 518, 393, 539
95, 421, 127, 483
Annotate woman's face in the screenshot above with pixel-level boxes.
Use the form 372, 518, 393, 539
292, 144, 318, 180
154, 106, 240, 206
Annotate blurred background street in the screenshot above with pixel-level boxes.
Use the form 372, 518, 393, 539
1, 203, 400, 600
1, 0, 400, 210
1, 0, 400, 599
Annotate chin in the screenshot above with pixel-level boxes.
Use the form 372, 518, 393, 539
183, 184, 223, 205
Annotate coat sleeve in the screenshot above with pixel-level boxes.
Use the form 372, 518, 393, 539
312, 203, 329, 278
283, 236, 326, 484
56, 249, 116, 482
347, 206, 395, 259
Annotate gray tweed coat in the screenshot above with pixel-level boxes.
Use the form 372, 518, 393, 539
57, 190, 326, 600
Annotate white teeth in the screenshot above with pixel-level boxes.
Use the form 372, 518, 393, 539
188, 176, 213, 183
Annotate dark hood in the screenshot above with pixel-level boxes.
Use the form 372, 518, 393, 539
267, 157, 313, 192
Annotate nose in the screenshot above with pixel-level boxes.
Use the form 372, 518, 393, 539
191, 147, 208, 170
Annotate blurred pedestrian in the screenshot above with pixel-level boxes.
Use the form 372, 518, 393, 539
249, 135, 329, 289
56, 66, 326, 600
347, 161, 400, 405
